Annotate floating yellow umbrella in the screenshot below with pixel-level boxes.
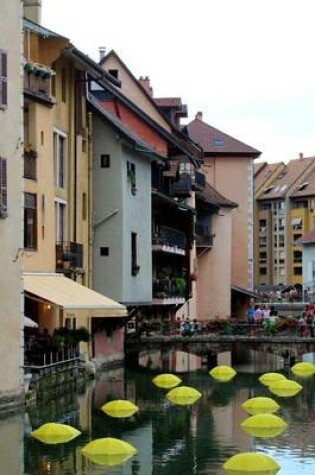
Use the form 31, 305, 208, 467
291, 362, 315, 378
223, 452, 280, 475
166, 386, 202, 405
259, 372, 287, 387
269, 379, 303, 397
81, 438, 137, 463
31, 422, 81, 445
209, 365, 237, 382
241, 397, 280, 415
241, 413, 287, 438
152, 373, 182, 389
101, 399, 139, 418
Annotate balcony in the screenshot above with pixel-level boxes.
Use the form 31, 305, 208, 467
24, 61, 55, 103
152, 225, 187, 255
170, 175, 192, 198
195, 223, 214, 249
56, 242, 83, 273
152, 277, 187, 305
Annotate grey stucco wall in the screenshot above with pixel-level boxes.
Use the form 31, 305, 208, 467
92, 115, 152, 304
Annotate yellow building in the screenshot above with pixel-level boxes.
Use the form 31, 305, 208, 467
22, 9, 127, 364
254, 155, 315, 289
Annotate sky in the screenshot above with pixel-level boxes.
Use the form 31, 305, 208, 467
41, 0, 315, 164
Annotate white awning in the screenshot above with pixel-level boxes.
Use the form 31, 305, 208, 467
291, 218, 302, 226
24, 273, 127, 319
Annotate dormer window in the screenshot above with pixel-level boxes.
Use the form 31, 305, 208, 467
297, 182, 309, 191
108, 69, 118, 79
264, 185, 274, 194
213, 138, 225, 146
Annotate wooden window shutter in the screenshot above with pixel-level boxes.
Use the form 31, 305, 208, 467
0, 157, 8, 217
0, 50, 8, 109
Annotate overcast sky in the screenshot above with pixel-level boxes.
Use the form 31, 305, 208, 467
41, 0, 315, 164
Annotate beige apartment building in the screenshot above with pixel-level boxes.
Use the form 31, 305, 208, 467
187, 114, 260, 318
254, 155, 315, 288
0, 0, 24, 408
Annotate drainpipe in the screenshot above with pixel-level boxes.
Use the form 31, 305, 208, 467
88, 111, 93, 287
73, 71, 77, 245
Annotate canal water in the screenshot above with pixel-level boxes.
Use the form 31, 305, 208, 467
2, 346, 315, 474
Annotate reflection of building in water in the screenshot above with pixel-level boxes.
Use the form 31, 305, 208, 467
138, 349, 202, 373
233, 348, 284, 373
92, 367, 125, 408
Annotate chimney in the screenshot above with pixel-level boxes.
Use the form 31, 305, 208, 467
138, 76, 153, 96
299, 152, 303, 159
24, 0, 42, 24
99, 46, 107, 61
196, 111, 203, 120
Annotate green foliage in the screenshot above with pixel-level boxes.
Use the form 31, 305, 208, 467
171, 277, 186, 297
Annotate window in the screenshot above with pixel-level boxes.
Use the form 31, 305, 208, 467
278, 234, 285, 248
259, 252, 267, 263
100, 247, 109, 256
127, 161, 137, 193
65, 317, 76, 330
108, 69, 118, 79
0, 156, 7, 218
259, 236, 267, 247
294, 250, 302, 264
24, 193, 37, 249
55, 199, 66, 243
259, 267, 267, 275
213, 138, 225, 146
291, 217, 302, 230
279, 250, 285, 264
278, 266, 285, 276
131, 232, 140, 275
0, 50, 7, 109
259, 219, 266, 234
54, 130, 66, 187
82, 193, 87, 221
101, 154, 110, 168
294, 267, 302, 276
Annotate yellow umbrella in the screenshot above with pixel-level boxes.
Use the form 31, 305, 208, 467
269, 379, 303, 397
259, 372, 287, 387
166, 386, 202, 405
223, 452, 280, 475
291, 362, 315, 378
101, 399, 139, 418
81, 437, 137, 458
152, 373, 182, 389
31, 422, 81, 445
241, 413, 287, 438
241, 397, 280, 415
209, 365, 237, 382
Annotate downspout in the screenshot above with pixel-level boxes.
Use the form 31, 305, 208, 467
88, 111, 93, 287
73, 70, 77, 244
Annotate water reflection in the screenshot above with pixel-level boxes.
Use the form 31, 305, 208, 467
1, 348, 315, 474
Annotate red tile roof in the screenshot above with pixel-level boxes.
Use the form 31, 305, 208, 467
300, 228, 315, 244
254, 162, 283, 191
290, 162, 315, 197
187, 117, 261, 156
197, 183, 238, 209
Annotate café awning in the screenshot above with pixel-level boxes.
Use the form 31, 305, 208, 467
23, 273, 127, 318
